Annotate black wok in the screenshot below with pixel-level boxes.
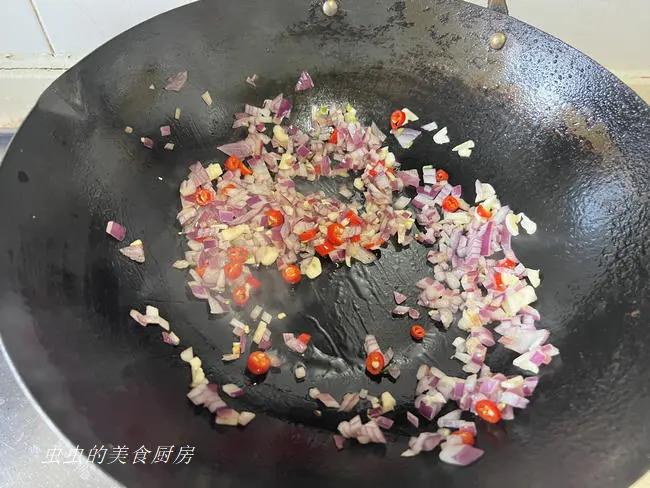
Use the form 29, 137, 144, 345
0, 0, 649, 487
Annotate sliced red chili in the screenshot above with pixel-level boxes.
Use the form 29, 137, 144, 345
233, 286, 249, 306
246, 276, 261, 289
315, 240, 335, 256
364, 238, 385, 250
327, 223, 345, 246
495, 272, 505, 291
195, 188, 214, 206
220, 183, 236, 195
390, 110, 407, 131
297, 333, 311, 344
224, 261, 243, 280
451, 430, 475, 446
299, 228, 319, 242
227, 247, 248, 263
225, 156, 242, 172
477, 205, 492, 218
442, 196, 459, 212
344, 210, 363, 227
475, 399, 501, 423
281, 265, 301, 285
328, 128, 338, 144
410, 325, 426, 340
366, 351, 385, 375
247, 351, 271, 375
436, 169, 449, 182
266, 209, 284, 227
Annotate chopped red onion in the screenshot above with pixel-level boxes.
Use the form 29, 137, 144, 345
406, 411, 419, 428
374, 416, 394, 430
295, 71, 314, 91
391, 128, 421, 149
215, 408, 240, 426
188, 384, 227, 412
129, 307, 169, 330
436, 409, 462, 427
364, 335, 381, 355
408, 308, 420, 320
393, 195, 411, 210
401, 433, 442, 457
246, 74, 259, 87
140, 137, 154, 149
439, 443, 484, 466
392, 305, 410, 316
160, 125, 171, 137
164, 71, 188, 91
217, 140, 253, 159
333, 435, 345, 450
383, 347, 394, 364
393, 291, 407, 304
316, 393, 340, 409
500, 391, 529, 409
129, 309, 148, 327
498, 328, 549, 354
106, 221, 126, 241
162, 331, 180, 346
338, 393, 360, 412
388, 365, 401, 380
283, 333, 308, 353
398, 169, 419, 187
222, 383, 245, 398
119, 241, 145, 263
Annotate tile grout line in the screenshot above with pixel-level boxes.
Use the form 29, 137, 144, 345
27, 0, 56, 56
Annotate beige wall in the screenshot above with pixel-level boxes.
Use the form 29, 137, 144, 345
466, 0, 650, 73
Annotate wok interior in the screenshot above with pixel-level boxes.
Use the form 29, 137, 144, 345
94, 69, 571, 423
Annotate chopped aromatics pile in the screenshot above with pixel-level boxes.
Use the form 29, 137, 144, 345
124, 72, 557, 467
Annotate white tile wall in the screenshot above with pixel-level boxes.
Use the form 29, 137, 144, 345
31, 0, 195, 56
0, 0, 51, 53
0, 0, 648, 128
0, 0, 648, 72
466, 0, 650, 73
